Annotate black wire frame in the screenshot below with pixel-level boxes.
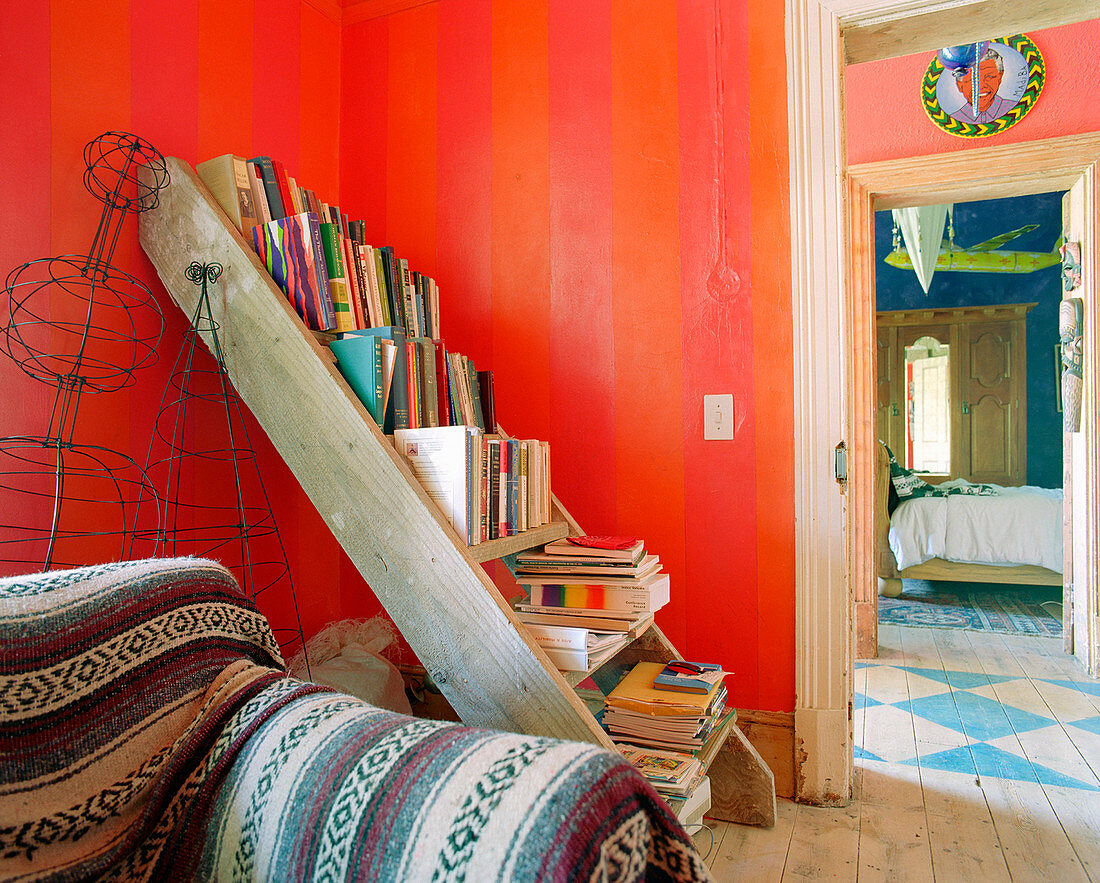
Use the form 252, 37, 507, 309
131, 261, 310, 673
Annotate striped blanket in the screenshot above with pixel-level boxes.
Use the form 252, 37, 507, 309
0, 558, 711, 882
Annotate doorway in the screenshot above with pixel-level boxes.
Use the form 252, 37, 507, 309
869, 192, 1068, 644
786, 1, 1100, 805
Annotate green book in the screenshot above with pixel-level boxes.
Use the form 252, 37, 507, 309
329, 335, 384, 426
318, 222, 354, 333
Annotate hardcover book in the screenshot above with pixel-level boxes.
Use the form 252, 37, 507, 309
252, 212, 335, 331
329, 335, 385, 425
196, 154, 258, 235
653, 661, 728, 695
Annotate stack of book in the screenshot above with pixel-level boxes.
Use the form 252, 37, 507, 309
603, 660, 731, 824
522, 621, 632, 674
393, 425, 551, 545
618, 744, 705, 802
512, 536, 668, 635
602, 661, 731, 754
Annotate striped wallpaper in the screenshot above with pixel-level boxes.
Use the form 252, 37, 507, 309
0, 0, 795, 713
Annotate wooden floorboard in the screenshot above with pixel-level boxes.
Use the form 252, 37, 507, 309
703, 625, 1098, 881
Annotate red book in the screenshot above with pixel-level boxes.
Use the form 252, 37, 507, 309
271, 159, 297, 220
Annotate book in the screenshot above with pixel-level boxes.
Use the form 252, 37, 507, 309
535, 634, 631, 673
517, 566, 667, 588
524, 440, 541, 528
486, 438, 501, 539
524, 575, 670, 614
542, 536, 645, 563
512, 606, 653, 634
252, 212, 335, 331
477, 369, 496, 434
247, 156, 285, 220
272, 159, 297, 222
523, 622, 625, 653
605, 662, 724, 717
395, 425, 478, 543
370, 247, 393, 326
343, 327, 409, 431
506, 438, 520, 536
319, 222, 355, 333
409, 338, 439, 427
433, 340, 451, 425
339, 232, 366, 328
514, 553, 662, 578
360, 245, 387, 327
653, 661, 728, 695
666, 775, 711, 826
617, 745, 703, 786
196, 154, 258, 236
245, 160, 272, 224
329, 335, 385, 425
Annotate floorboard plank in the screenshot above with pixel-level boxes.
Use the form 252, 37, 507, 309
982, 775, 1089, 882
706, 798, 797, 882
780, 803, 861, 882
856, 799, 934, 881
1042, 784, 1100, 880
918, 767, 1011, 883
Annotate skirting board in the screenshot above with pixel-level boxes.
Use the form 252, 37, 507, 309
736, 708, 795, 800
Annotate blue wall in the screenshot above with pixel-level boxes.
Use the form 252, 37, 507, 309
876, 192, 1064, 489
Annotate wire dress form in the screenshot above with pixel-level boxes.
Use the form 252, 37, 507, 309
132, 261, 308, 668
0, 132, 168, 574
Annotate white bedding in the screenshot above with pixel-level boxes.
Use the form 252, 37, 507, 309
889, 481, 1064, 573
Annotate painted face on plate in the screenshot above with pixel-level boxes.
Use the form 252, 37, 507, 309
955, 55, 1004, 113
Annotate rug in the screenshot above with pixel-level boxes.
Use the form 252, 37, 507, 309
878, 579, 1063, 637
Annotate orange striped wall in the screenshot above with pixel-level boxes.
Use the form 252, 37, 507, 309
339, 0, 795, 712
0, 0, 377, 647
0, 0, 795, 713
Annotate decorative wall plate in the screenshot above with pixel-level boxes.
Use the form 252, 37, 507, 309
922, 35, 1044, 138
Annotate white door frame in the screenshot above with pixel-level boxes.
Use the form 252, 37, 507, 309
785, 0, 1099, 804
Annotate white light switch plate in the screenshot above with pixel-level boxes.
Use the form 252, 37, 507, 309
703, 394, 734, 440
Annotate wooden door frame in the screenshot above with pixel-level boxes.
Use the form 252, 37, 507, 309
786, 0, 1099, 804
848, 135, 1100, 662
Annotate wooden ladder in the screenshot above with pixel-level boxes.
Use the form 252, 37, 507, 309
139, 158, 776, 827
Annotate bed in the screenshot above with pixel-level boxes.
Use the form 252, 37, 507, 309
876, 440, 1063, 597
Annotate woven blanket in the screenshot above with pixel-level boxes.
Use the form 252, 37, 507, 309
0, 558, 710, 882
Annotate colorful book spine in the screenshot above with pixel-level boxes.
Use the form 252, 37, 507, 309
506, 438, 520, 536
527, 584, 660, 613
252, 212, 335, 331
319, 222, 354, 333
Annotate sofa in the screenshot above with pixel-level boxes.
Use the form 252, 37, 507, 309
0, 557, 712, 881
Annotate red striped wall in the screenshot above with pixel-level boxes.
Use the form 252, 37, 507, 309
1, 0, 796, 714
0, 0, 369, 648
339, 0, 795, 712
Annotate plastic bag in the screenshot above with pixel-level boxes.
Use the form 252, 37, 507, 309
288, 617, 412, 715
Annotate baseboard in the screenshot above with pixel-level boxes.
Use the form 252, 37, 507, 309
735, 708, 795, 799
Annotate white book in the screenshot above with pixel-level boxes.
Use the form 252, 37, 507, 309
395, 425, 475, 543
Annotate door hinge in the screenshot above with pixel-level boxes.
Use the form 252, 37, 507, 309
835, 441, 848, 484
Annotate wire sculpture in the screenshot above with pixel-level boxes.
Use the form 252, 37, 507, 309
132, 261, 309, 670
0, 132, 168, 574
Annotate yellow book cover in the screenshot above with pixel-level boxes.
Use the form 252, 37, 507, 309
605, 662, 722, 715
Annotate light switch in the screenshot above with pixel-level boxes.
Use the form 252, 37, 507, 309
703, 394, 734, 440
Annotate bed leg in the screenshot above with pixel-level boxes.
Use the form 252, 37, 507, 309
877, 577, 903, 598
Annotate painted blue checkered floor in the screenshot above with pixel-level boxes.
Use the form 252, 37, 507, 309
856, 627, 1100, 795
